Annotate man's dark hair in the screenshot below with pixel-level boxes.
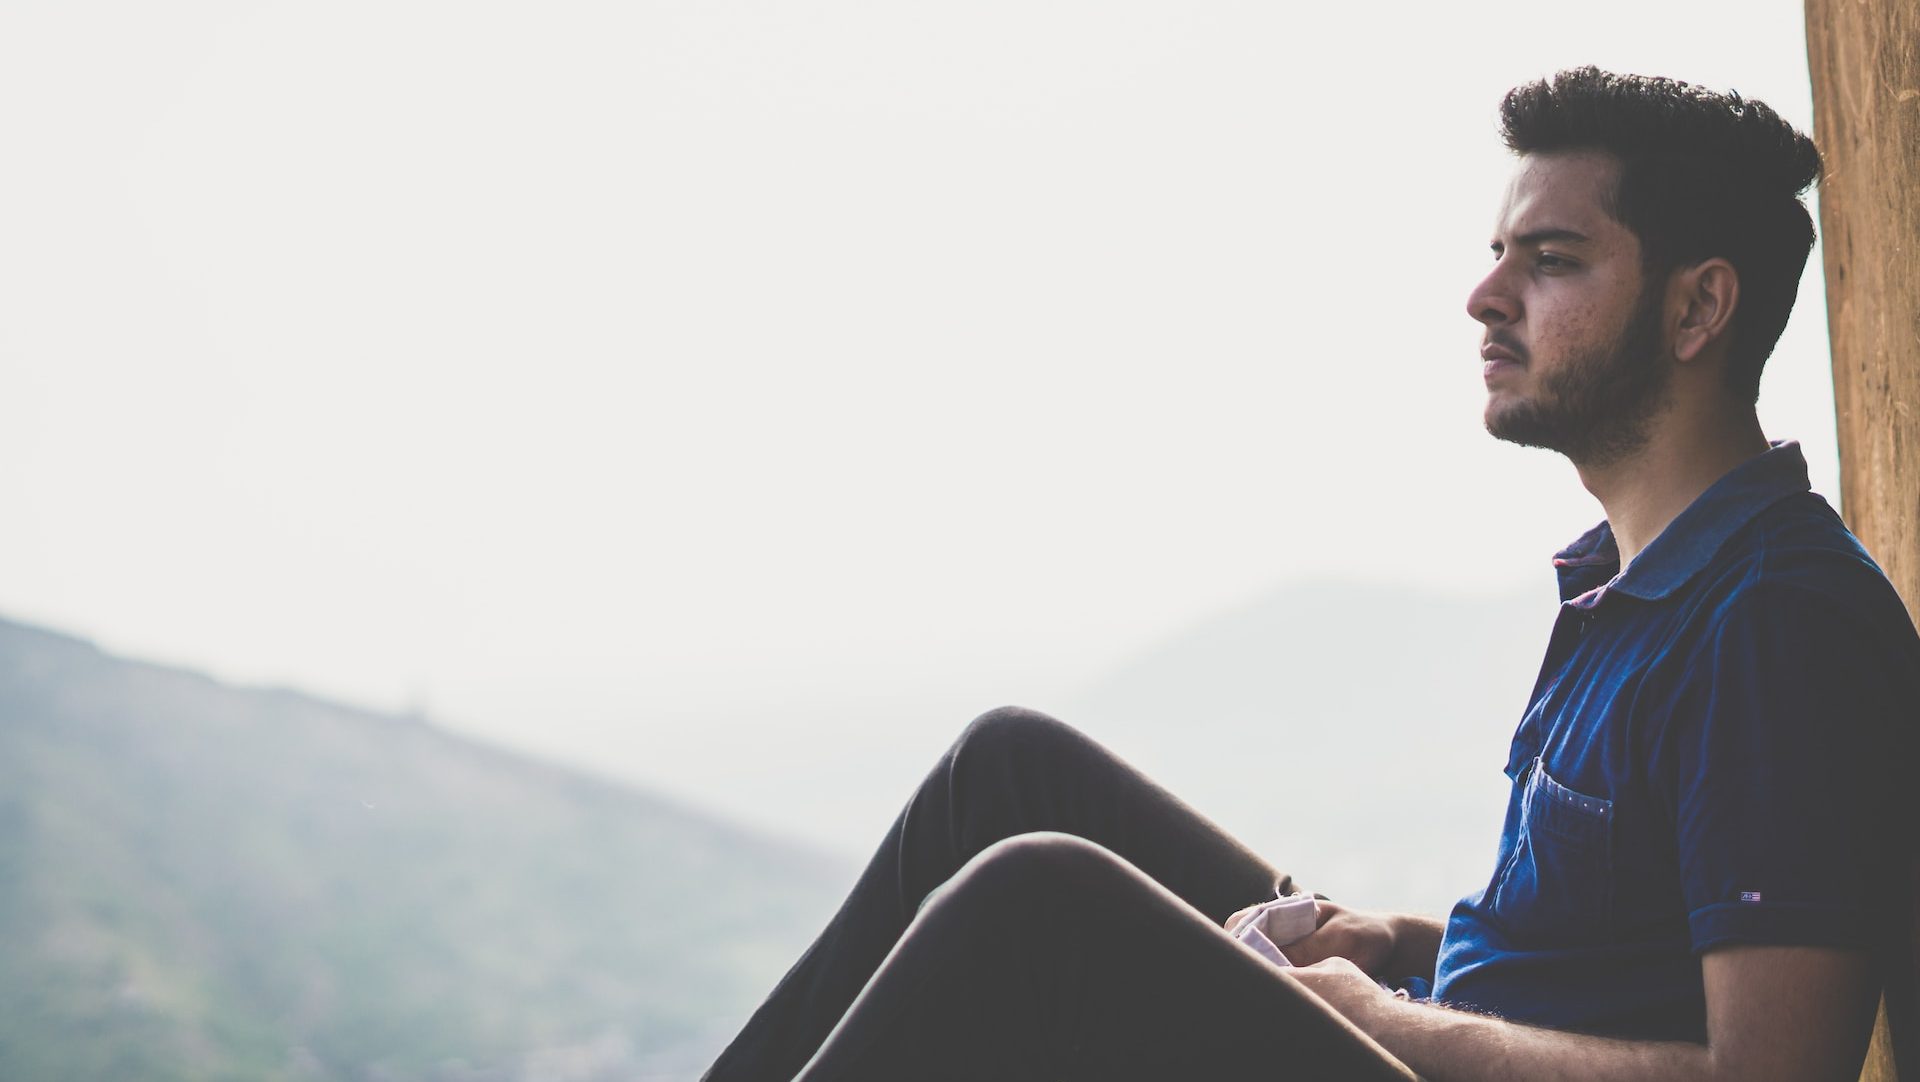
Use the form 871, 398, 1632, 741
1500, 66, 1823, 403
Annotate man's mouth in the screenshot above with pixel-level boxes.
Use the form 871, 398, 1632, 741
1480, 341, 1525, 366
1481, 342, 1525, 382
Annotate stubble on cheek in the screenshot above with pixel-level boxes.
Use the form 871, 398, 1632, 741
1482, 285, 1671, 467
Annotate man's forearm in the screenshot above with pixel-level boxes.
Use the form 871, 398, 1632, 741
1293, 943, 1880, 1082
1353, 995, 1710, 1082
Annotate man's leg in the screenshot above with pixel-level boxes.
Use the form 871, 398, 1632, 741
704, 706, 1299, 1082
792, 832, 1413, 1082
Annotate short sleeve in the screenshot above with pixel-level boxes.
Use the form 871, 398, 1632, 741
1659, 574, 1917, 954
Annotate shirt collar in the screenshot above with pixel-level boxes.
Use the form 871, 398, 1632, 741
1552, 441, 1813, 608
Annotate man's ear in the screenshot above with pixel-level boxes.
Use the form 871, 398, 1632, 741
1670, 257, 1740, 365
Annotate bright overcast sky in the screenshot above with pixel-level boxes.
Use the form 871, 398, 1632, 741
0, 0, 1838, 842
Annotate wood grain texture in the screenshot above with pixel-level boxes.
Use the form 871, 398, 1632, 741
1808, 0, 1920, 617
1806, 2, 1920, 1079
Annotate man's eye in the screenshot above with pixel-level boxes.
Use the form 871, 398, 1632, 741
1537, 253, 1573, 270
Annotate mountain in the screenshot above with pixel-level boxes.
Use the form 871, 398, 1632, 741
0, 617, 849, 1082
1062, 579, 1552, 915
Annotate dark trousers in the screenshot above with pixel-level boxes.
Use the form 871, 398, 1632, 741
702, 707, 1416, 1081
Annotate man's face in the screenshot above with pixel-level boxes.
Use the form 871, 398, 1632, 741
1467, 150, 1672, 467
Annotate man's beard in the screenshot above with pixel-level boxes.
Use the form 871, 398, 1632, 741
1484, 284, 1672, 468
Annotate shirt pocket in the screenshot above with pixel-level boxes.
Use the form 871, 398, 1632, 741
1489, 756, 1615, 946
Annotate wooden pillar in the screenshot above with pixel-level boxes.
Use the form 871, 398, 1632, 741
1807, 0, 1920, 617
1806, 2, 1920, 1079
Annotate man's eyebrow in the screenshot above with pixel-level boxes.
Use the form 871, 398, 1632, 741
1490, 228, 1592, 252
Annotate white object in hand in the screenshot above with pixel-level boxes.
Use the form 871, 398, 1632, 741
1228, 893, 1318, 967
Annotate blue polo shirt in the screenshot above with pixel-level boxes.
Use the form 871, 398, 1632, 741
1430, 441, 1920, 1041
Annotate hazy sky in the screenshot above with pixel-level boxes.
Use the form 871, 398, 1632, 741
1, 0, 1841, 847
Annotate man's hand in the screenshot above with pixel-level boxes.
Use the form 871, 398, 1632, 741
1281, 899, 1399, 973
1223, 899, 1442, 981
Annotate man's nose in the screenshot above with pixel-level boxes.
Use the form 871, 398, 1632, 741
1466, 265, 1518, 327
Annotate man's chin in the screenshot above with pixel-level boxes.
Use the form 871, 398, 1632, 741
1483, 403, 1564, 454
1483, 401, 1524, 444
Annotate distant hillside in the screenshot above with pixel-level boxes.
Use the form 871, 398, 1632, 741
0, 617, 849, 1082
1064, 579, 1550, 915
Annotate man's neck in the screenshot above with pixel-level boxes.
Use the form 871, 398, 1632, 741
1575, 409, 1771, 570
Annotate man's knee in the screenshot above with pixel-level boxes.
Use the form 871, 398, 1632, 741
950, 705, 1082, 771
940, 831, 1131, 906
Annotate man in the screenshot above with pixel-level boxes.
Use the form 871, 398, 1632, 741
704, 68, 1919, 1081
